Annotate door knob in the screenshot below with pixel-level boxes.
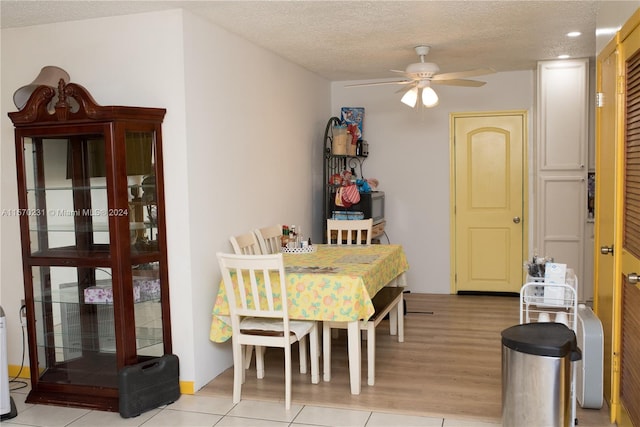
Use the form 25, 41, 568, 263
628, 273, 639, 284
600, 245, 614, 255
513, 217, 521, 224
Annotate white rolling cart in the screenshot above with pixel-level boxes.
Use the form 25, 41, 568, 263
519, 275, 579, 427
520, 273, 578, 327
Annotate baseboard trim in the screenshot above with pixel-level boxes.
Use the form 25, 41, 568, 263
10, 365, 195, 395
8, 365, 29, 379
457, 291, 519, 297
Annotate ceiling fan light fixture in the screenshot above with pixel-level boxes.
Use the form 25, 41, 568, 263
405, 61, 440, 77
401, 87, 418, 107
347, 44, 493, 109
422, 86, 439, 107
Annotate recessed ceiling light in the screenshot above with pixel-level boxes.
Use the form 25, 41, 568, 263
558, 55, 570, 59
567, 31, 581, 37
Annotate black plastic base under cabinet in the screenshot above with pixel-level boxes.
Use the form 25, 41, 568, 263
118, 354, 180, 418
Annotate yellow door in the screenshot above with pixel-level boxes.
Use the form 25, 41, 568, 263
594, 39, 618, 409
451, 111, 526, 293
616, 15, 640, 427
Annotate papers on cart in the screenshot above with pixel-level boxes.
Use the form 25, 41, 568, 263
543, 263, 568, 306
544, 262, 567, 283
523, 263, 577, 307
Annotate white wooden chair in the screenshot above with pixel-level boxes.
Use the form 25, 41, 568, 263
231, 228, 309, 373
326, 218, 373, 245
254, 224, 282, 254
324, 217, 403, 386
217, 252, 319, 410
229, 232, 262, 255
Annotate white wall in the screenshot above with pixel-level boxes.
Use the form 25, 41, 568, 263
180, 11, 329, 389
1, 9, 330, 391
331, 71, 534, 294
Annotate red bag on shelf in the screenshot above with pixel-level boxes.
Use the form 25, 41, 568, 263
342, 184, 360, 206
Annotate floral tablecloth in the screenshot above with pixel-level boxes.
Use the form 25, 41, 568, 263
210, 244, 409, 342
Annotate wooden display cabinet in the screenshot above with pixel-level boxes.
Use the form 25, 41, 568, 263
8, 80, 172, 411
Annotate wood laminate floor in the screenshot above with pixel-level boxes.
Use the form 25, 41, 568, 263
200, 293, 613, 426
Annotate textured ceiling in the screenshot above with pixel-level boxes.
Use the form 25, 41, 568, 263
0, 1, 619, 81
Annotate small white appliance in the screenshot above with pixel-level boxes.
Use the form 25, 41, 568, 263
0, 305, 18, 420
576, 304, 604, 409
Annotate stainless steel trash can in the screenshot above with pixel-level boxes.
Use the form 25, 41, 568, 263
501, 322, 581, 427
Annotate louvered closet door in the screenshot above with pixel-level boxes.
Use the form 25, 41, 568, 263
619, 28, 640, 427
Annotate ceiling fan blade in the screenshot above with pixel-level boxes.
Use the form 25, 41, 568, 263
345, 80, 414, 88
395, 82, 418, 93
432, 68, 496, 81
390, 69, 415, 78
431, 79, 487, 87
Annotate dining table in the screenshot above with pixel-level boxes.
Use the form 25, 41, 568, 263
210, 243, 409, 395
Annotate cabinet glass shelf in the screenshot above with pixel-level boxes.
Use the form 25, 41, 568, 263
27, 184, 150, 192
36, 318, 164, 355
33, 286, 161, 305
29, 222, 156, 233
29, 223, 110, 233
27, 185, 108, 192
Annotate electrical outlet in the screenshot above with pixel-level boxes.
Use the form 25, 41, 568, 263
20, 299, 27, 326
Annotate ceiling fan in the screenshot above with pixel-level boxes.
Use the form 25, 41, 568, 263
346, 45, 495, 108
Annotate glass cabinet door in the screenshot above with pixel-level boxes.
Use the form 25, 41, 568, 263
32, 265, 118, 388
23, 135, 110, 256
21, 132, 118, 387
125, 130, 166, 357
125, 130, 159, 255
131, 263, 164, 357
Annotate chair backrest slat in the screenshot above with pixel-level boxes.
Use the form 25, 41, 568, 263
246, 266, 275, 313
260, 267, 276, 312
234, 266, 248, 309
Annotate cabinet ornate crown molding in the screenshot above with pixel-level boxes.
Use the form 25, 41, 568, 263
9, 80, 165, 125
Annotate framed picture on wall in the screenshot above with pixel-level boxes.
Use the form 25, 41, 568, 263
341, 107, 364, 139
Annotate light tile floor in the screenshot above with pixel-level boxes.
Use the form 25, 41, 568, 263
4, 380, 501, 427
